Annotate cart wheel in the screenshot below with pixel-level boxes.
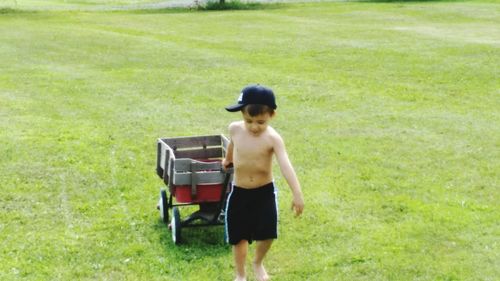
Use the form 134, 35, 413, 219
171, 207, 181, 245
159, 189, 169, 224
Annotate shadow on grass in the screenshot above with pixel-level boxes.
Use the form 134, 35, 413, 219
199, 0, 285, 10
133, 1, 287, 14
0, 7, 44, 14
155, 219, 229, 256
0, 7, 31, 14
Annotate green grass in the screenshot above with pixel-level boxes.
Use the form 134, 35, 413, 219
0, 1, 499, 280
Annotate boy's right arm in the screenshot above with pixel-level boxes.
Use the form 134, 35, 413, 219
222, 123, 235, 170
223, 139, 233, 170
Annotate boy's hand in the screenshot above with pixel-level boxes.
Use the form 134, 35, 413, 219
222, 159, 233, 171
291, 194, 304, 217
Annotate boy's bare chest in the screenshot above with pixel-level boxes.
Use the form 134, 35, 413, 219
233, 136, 273, 158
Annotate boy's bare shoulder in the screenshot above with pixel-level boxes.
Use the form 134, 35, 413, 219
266, 126, 280, 138
266, 126, 284, 145
228, 121, 244, 131
228, 121, 244, 137
228, 121, 243, 128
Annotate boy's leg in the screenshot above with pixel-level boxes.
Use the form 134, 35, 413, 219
253, 239, 273, 281
233, 240, 249, 281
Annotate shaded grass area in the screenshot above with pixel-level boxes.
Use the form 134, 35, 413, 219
0, 1, 499, 280
200, 0, 270, 10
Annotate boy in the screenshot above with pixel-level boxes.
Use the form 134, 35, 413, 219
223, 84, 304, 281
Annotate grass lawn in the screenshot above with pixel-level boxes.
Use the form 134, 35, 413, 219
0, 0, 499, 280
0, 0, 179, 10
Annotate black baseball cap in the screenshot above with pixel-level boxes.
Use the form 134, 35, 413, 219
225, 85, 277, 112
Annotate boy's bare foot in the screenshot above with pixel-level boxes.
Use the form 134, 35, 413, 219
253, 262, 270, 281
234, 276, 246, 281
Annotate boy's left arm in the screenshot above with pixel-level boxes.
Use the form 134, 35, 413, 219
273, 134, 304, 217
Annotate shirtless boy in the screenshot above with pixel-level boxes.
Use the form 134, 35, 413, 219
223, 85, 305, 281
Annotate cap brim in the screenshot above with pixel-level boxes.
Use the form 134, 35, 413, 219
225, 104, 244, 112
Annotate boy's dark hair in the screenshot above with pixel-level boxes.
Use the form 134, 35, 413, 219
242, 104, 275, 117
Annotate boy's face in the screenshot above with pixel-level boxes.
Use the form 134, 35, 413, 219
242, 111, 273, 137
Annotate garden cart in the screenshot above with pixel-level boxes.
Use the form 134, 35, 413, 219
156, 135, 233, 245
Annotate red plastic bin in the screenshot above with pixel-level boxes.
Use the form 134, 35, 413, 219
173, 183, 224, 203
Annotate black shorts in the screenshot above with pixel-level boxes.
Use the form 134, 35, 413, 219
225, 182, 278, 245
